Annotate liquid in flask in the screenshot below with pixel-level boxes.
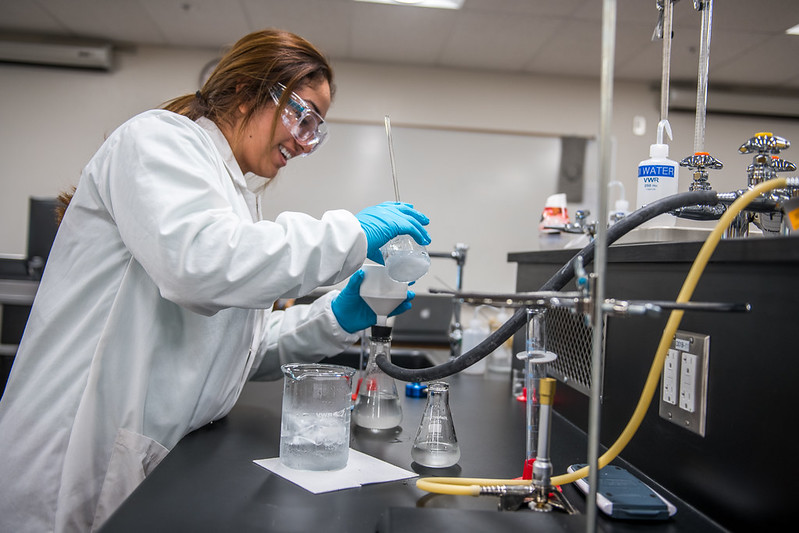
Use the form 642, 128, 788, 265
352, 327, 403, 430
411, 382, 460, 468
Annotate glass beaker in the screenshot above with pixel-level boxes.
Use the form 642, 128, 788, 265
411, 382, 460, 468
279, 363, 356, 471
352, 326, 403, 430
380, 235, 430, 282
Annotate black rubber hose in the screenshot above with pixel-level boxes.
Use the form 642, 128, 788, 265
375, 190, 720, 382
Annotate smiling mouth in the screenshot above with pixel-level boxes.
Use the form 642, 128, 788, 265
279, 145, 292, 162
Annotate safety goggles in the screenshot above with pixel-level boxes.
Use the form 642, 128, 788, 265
269, 82, 328, 154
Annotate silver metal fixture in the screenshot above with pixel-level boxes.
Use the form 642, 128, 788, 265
672, 152, 726, 220
728, 132, 798, 237
428, 243, 468, 358
545, 209, 597, 240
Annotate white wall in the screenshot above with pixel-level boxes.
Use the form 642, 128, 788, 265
2, 45, 798, 291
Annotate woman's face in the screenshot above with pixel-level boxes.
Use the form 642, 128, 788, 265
229, 79, 331, 179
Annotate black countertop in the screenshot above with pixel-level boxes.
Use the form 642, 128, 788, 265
508, 233, 799, 265
99, 373, 726, 533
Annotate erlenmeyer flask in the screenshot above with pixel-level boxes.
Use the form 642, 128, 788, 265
352, 326, 403, 429
411, 382, 460, 468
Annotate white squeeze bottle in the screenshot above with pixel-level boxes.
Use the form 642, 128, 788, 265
636, 119, 679, 228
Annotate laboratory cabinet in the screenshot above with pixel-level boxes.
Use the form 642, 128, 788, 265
509, 234, 799, 532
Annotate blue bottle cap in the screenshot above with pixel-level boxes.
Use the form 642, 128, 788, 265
405, 382, 428, 398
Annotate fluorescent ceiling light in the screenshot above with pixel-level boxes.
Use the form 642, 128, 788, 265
786, 23, 799, 35
354, 0, 465, 9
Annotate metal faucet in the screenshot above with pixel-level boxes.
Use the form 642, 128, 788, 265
544, 209, 597, 240
727, 132, 797, 237
674, 133, 797, 238
672, 152, 726, 221
428, 243, 468, 358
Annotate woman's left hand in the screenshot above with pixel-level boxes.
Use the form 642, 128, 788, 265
331, 270, 415, 333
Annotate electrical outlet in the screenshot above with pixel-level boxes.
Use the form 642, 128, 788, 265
662, 349, 678, 405
659, 331, 709, 436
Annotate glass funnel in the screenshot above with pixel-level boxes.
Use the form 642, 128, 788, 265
411, 382, 460, 468
352, 326, 403, 430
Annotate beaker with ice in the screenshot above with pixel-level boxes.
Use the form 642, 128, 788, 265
279, 363, 355, 471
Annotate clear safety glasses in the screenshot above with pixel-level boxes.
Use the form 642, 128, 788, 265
269, 82, 328, 154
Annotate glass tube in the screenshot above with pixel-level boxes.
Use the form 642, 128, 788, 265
694, 0, 714, 154
525, 308, 550, 465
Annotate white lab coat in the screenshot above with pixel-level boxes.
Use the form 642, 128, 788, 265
0, 110, 366, 533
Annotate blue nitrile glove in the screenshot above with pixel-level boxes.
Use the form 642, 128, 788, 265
355, 202, 431, 264
331, 270, 416, 333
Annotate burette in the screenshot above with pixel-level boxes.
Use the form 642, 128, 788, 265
693, 0, 714, 154
657, 0, 675, 123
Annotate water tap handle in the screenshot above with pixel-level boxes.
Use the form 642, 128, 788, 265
738, 132, 790, 155
770, 156, 797, 173
680, 152, 724, 171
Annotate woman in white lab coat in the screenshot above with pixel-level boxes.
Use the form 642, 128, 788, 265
0, 29, 429, 533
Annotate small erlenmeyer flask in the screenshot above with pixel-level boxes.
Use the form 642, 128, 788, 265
352, 326, 403, 430
411, 382, 460, 468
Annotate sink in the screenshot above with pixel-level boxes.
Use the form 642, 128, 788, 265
614, 226, 713, 245
321, 347, 435, 370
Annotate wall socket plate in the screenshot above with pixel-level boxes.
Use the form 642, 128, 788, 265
659, 330, 709, 436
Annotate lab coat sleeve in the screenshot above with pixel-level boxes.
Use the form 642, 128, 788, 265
93, 112, 367, 315
248, 291, 359, 381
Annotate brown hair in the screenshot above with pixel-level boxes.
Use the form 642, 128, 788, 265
56, 29, 334, 223
162, 28, 334, 139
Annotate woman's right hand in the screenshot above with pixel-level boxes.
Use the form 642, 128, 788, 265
355, 202, 430, 264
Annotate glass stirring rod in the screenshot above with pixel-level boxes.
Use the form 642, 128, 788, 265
384, 115, 401, 203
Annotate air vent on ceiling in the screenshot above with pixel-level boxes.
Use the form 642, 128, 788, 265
0, 39, 113, 70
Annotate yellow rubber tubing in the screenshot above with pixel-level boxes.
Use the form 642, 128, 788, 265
416, 178, 788, 496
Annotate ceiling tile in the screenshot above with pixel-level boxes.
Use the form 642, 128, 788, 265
462, 0, 588, 18
348, 3, 457, 66
30, 0, 167, 44
710, 32, 799, 86
0, 0, 797, 96
0, 0, 65, 34
241, 0, 353, 58
523, 19, 602, 78
139, 0, 250, 48
438, 12, 558, 71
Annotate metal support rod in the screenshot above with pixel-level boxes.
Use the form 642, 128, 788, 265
587, 1, 616, 531
428, 244, 468, 358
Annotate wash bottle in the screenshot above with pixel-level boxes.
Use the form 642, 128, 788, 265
636, 119, 679, 227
